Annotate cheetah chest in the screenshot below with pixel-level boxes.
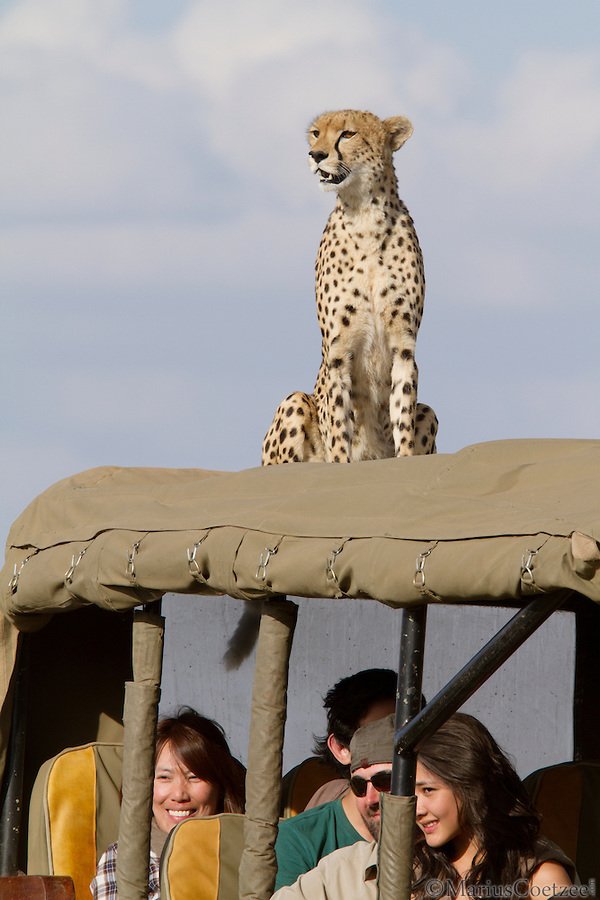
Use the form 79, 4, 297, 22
316, 214, 422, 400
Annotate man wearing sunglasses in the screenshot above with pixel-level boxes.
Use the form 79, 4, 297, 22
275, 707, 395, 890
272, 715, 396, 899
345, 713, 394, 841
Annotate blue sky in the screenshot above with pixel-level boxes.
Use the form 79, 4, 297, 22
2, 0, 600, 550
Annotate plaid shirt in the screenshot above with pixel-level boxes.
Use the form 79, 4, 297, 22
90, 842, 160, 899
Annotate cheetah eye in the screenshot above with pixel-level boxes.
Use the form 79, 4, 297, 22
341, 131, 356, 140
309, 129, 319, 139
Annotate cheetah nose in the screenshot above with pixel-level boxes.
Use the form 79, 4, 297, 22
309, 149, 328, 164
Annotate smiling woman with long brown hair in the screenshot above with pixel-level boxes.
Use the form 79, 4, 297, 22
413, 713, 575, 900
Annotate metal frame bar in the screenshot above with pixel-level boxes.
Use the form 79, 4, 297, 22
0, 634, 28, 876
391, 606, 427, 796
390, 591, 569, 797
573, 597, 600, 759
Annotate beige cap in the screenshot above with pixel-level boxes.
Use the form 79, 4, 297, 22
350, 713, 395, 772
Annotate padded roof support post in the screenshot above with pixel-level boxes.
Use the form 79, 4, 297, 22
239, 597, 298, 900
378, 605, 426, 900
116, 606, 164, 900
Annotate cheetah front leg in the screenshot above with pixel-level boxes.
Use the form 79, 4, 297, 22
262, 391, 324, 464
323, 352, 355, 463
389, 340, 418, 456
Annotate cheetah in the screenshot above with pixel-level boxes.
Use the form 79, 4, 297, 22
262, 109, 438, 466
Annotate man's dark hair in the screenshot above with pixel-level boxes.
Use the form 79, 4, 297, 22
312, 668, 397, 775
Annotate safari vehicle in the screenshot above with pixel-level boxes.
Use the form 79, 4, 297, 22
1, 438, 599, 899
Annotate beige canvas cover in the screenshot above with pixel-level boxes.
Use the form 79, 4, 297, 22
2, 439, 600, 632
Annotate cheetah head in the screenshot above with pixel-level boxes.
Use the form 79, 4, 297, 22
307, 109, 413, 195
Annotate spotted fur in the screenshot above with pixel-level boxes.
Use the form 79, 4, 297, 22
262, 109, 438, 465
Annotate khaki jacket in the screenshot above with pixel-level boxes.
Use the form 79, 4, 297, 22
271, 840, 377, 899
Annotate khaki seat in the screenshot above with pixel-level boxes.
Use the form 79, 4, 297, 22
524, 760, 600, 886
160, 813, 245, 900
280, 757, 340, 819
27, 743, 123, 900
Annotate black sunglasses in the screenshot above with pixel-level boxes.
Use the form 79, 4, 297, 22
349, 770, 393, 797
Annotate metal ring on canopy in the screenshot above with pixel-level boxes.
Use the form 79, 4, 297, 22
64, 548, 87, 587
256, 543, 280, 582
187, 532, 210, 584
8, 551, 38, 595
521, 548, 539, 587
413, 542, 440, 601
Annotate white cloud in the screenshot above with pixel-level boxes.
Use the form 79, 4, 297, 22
0, 0, 123, 52
1, 207, 319, 295
443, 50, 600, 192
0, 0, 210, 218
169, 0, 379, 97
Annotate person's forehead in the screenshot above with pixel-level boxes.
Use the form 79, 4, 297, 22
415, 761, 446, 786
155, 742, 187, 772
352, 761, 392, 778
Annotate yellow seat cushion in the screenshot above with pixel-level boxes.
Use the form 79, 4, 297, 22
160, 814, 245, 900
28, 743, 123, 900
47, 746, 97, 898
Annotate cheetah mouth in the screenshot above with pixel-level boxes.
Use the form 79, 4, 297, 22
317, 168, 349, 186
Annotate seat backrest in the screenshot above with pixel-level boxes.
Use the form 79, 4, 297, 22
160, 814, 245, 900
280, 757, 341, 818
524, 759, 600, 885
27, 743, 123, 900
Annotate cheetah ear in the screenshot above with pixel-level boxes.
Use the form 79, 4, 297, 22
384, 116, 414, 151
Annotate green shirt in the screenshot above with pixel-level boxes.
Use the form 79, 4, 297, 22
275, 799, 364, 889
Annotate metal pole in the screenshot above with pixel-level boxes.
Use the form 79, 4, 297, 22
0, 634, 29, 876
379, 605, 427, 900
394, 591, 567, 755
391, 605, 427, 796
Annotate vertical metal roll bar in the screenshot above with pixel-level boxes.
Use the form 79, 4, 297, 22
378, 591, 568, 900
0, 634, 28, 875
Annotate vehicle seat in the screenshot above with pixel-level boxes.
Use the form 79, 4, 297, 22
524, 759, 600, 885
280, 757, 341, 818
159, 813, 245, 900
27, 743, 123, 900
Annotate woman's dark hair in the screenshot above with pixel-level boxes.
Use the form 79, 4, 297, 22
412, 713, 540, 898
313, 668, 397, 775
156, 707, 245, 814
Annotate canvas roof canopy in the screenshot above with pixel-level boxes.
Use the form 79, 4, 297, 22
2, 438, 600, 899
2, 438, 600, 629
